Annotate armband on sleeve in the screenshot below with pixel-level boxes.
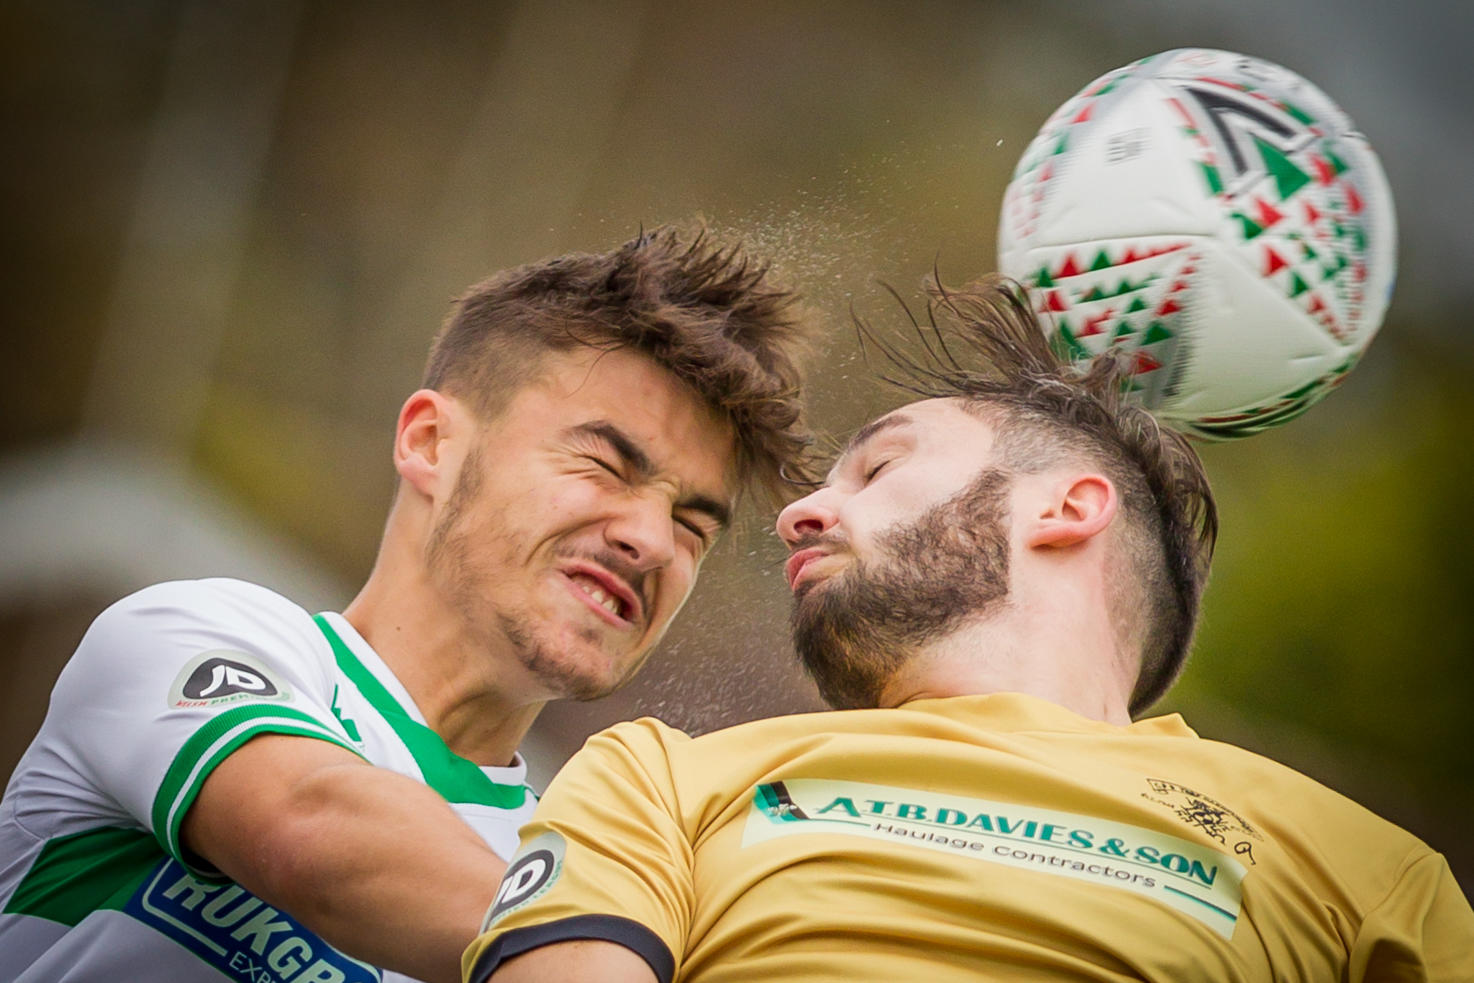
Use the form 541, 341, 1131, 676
466, 914, 674, 983
463, 719, 694, 980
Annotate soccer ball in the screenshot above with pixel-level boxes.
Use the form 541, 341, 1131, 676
997, 48, 1396, 440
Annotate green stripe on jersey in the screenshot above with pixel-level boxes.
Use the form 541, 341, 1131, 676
151, 704, 364, 866
313, 615, 528, 809
4, 826, 160, 925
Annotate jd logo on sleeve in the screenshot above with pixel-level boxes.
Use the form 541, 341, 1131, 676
169, 651, 292, 708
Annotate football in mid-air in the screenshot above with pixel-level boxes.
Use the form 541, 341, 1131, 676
997, 48, 1396, 439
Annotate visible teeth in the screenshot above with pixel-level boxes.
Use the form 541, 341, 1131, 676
573, 574, 623, 617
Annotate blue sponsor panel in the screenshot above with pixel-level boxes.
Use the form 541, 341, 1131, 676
125, 858, 380, 982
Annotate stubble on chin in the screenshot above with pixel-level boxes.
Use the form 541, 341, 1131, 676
426, 444, 647, 703
499, 612, 623, 702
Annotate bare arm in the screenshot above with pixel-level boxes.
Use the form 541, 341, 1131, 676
484, 940, 657, 983
183, 734, 507, 983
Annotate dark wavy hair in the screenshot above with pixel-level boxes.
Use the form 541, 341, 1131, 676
423, 224, 818, 508
859, 273, 1217, 714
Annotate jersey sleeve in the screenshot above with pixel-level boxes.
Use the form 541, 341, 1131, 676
1347, 848, 1474, 981
462, 718, 694, 983
43, 579, 363, 871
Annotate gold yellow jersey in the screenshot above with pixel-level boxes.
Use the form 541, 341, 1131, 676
466, 692, 1473, 982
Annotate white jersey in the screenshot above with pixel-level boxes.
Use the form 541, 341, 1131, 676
0, 578, 538, 983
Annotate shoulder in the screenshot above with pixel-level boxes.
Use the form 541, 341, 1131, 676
688, 706, 897, 755
1201, 743, 1474, 951
1174, 735, 1433, 881
544, 715, 781, 804
574, 709, 883, 799
571, 717, 694, 773
57, 578, 331, 701
1191, 735, 1400, 822
95, 577, 312, 627
582, 709, 867, 767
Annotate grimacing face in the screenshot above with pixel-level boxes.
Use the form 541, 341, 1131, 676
428, 346, 737, 701
776, 400, 1016, 707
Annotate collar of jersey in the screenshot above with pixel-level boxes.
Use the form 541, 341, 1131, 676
899, 691, 1198, 738
313, 613, 529, 809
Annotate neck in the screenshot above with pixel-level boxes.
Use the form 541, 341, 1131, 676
342, 547, 544, 768
878, 597, 1136, 726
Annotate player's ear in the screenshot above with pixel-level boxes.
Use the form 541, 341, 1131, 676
394, 389, 462, 496
1026, 472, 1117, 549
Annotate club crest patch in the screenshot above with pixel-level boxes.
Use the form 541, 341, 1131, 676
168, 650, 291, 708
1142, 778, 1262, 866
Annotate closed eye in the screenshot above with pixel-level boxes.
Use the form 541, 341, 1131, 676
676, 514, 715, 547
864, 459, 891, 482
588, 456, 623, 478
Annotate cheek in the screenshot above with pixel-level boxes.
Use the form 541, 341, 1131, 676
653, 558, 701, 618
532, 481, 608, 530
836, 495, 902, 548
844, 472, 956, 539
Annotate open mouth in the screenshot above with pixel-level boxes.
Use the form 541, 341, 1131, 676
564, 569, 638, 625
571, 572, 625, 617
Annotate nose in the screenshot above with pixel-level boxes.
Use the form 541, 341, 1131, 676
605, 493, 677, 570
777, 487, 839, 548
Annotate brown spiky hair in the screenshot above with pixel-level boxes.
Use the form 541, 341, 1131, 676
858, 273, 1217, 714
423, 224, 819, 510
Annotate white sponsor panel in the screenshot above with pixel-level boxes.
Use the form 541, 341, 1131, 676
743, 778, 1243, 938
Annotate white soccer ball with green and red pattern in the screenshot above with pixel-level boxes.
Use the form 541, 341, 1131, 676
997, 48, 1396, 439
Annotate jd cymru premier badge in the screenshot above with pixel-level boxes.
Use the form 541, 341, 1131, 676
484, 831, 567, 928
168, 650, 292, 708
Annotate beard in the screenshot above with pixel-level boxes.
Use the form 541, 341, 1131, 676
425, 444, 638, 702
791, 467, 1013, 709
494, 612, 613, 702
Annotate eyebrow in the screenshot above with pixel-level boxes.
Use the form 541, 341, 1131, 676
826, 413, 915, 483
842, 412, 914, 459
570, 421, 733, 530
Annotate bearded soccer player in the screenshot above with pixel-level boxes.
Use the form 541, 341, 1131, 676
464, 275, 1474, 982
0, 226, 816, 983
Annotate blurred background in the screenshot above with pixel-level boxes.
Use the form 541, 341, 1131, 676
3, 0, 1470, 890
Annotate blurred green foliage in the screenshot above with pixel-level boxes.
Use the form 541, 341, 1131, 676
1168, 340, 1473, 867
